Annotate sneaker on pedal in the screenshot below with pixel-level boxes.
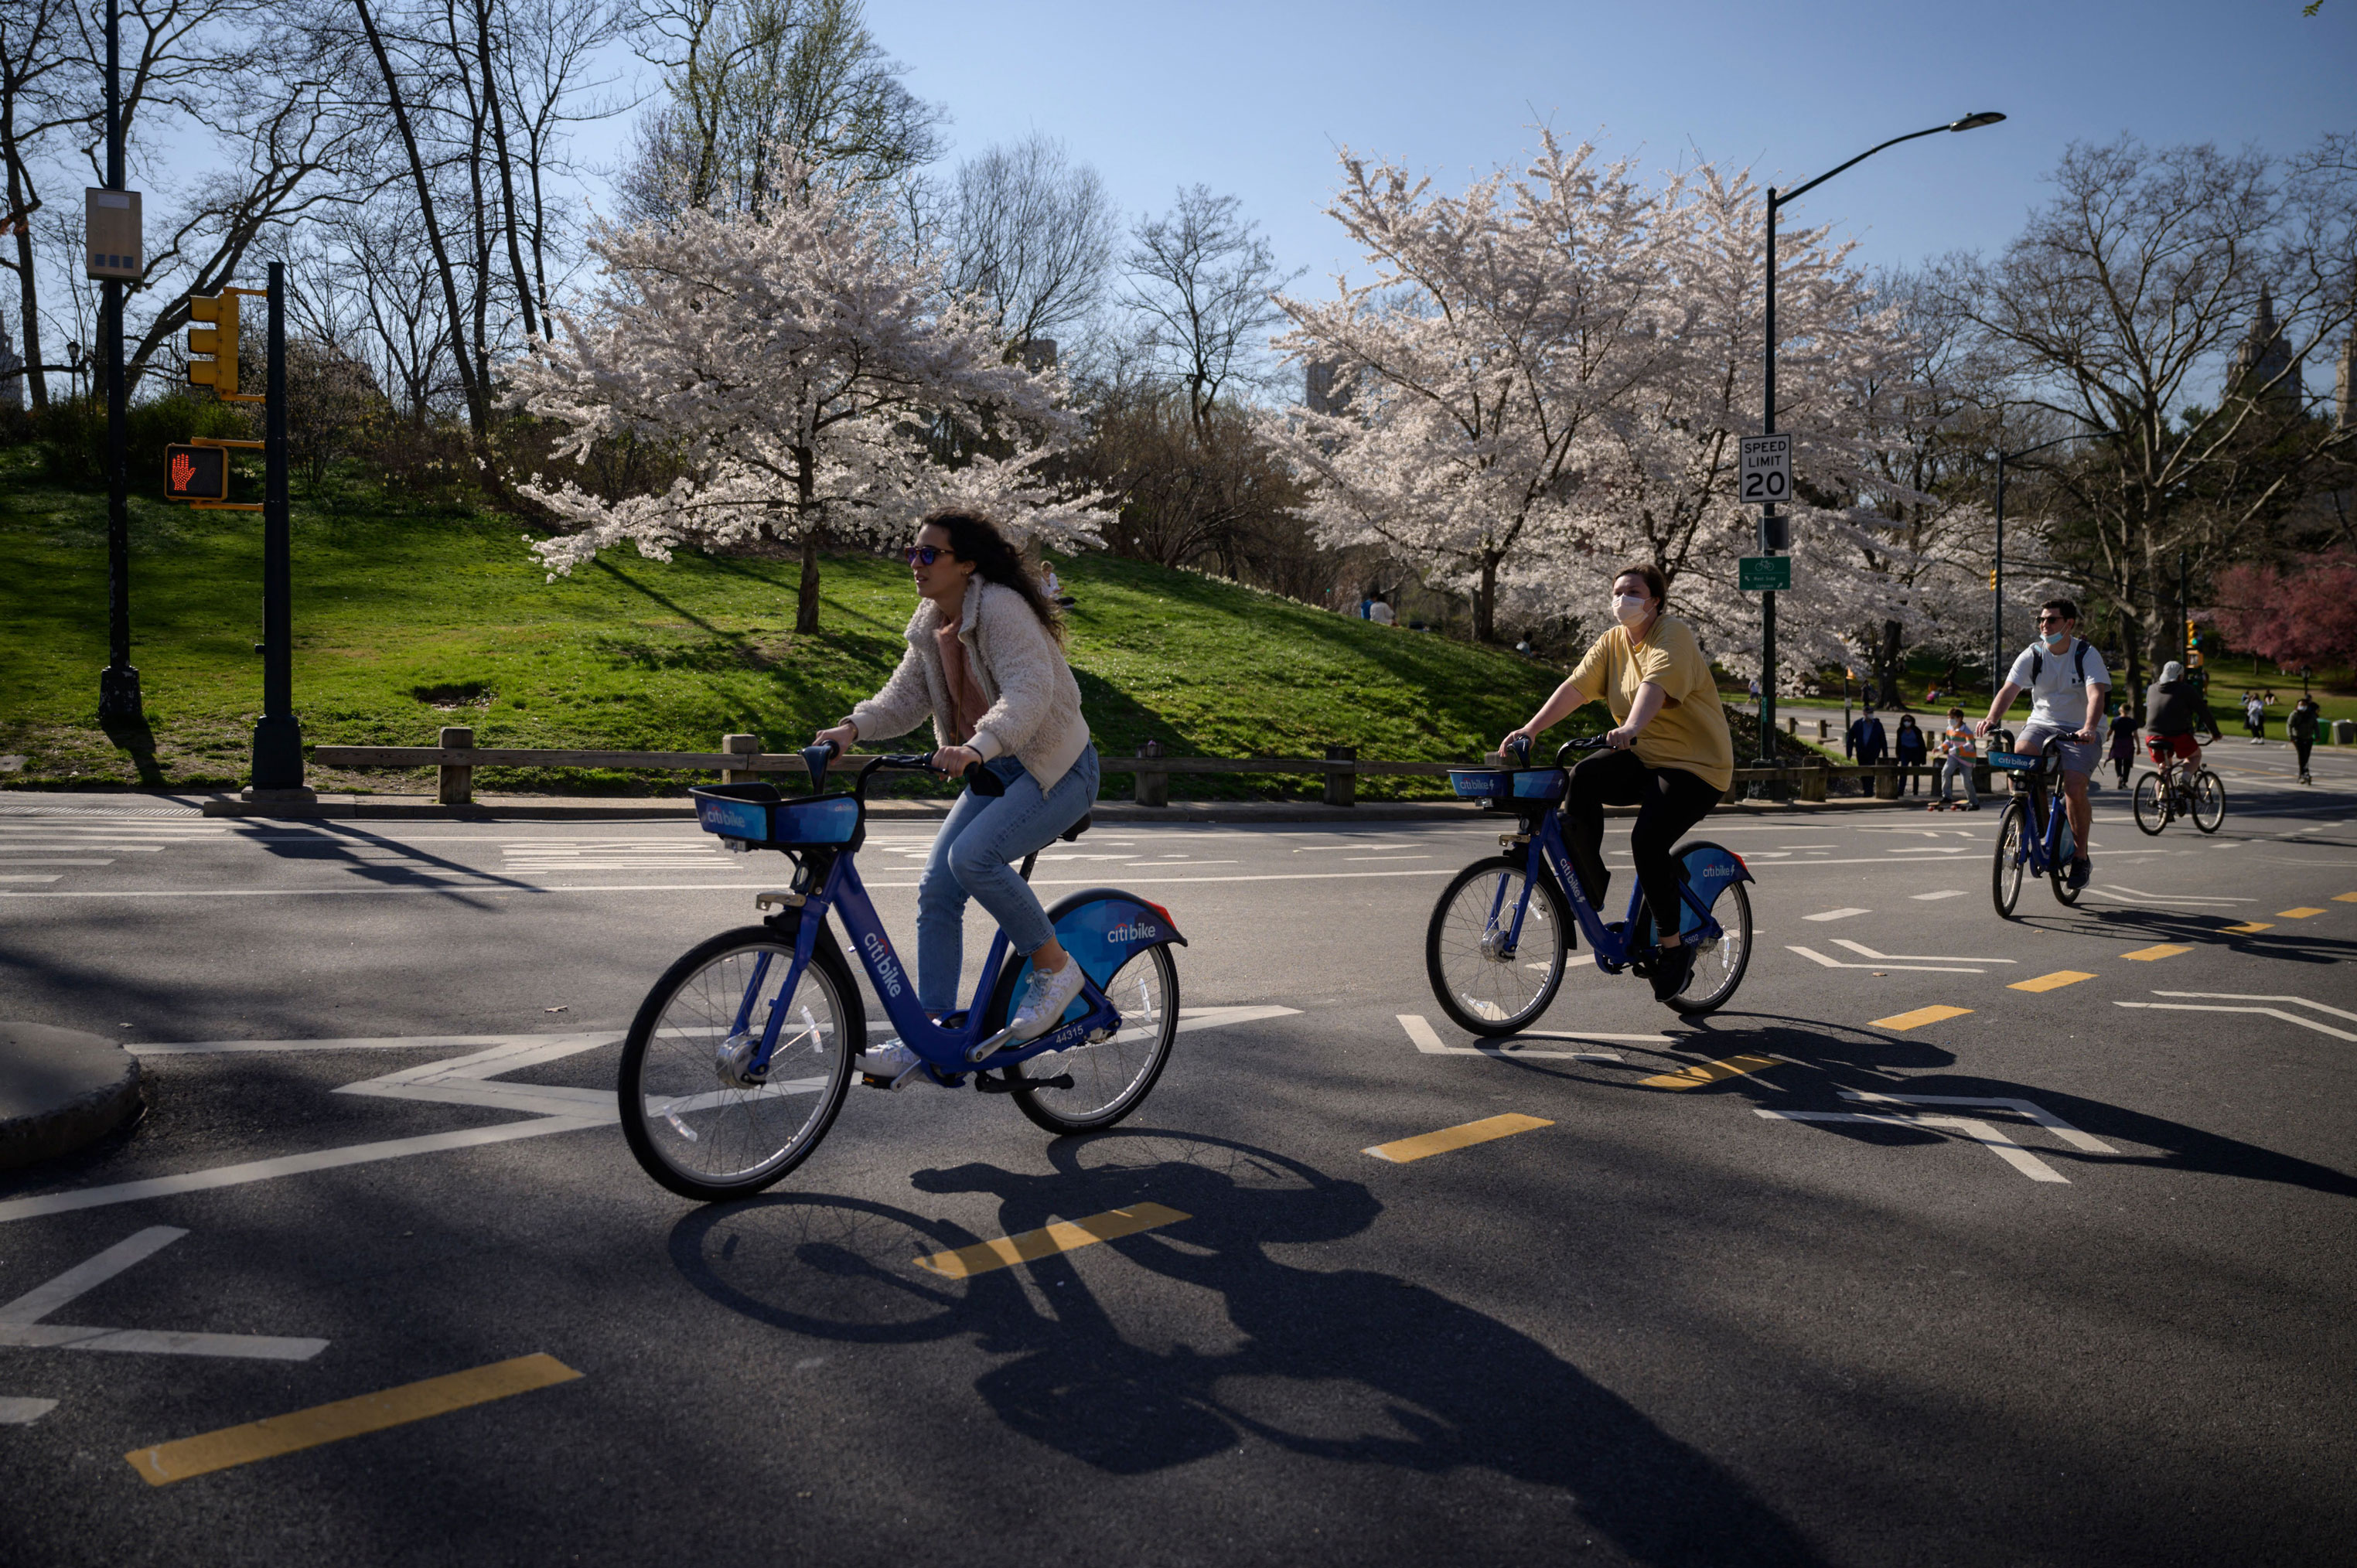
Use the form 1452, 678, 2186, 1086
2066, 857, 2092, 891
854, 1038, 917, 1078
1008, 960, 1087, 1041
1649, 942, 1697, 1001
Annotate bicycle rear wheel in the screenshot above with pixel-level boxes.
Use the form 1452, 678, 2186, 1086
2132, 773, 2167, 835
618, 924, 859, 1202
1008, 941, 1180, 1135
1992, 801, 2028, 919
1425, 856, 1569, 1036
2192, 769, 2226, 833
1665, 871, 1751, 1016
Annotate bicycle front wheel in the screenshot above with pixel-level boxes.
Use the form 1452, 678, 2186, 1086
1992, 801, 2028, 919
2192, 769, 2226, 833
618, 924, 859, 1202
1426, 856, 1570, 1036
2132, 772, 2167, 835
1009, 941, 1179, 1136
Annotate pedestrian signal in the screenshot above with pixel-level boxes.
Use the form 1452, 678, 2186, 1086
187, 292, 239, 397
164, 443, 227, 502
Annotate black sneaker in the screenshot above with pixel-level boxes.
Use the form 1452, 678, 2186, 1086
1649, 942, 1697, 1001
2066, 858, 2092, 891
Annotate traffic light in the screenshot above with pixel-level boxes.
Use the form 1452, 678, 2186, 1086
187, 291, 238, 397
1989, 568, 1998, 589
2185, 619, 2204, 670
163, 444, 228, 502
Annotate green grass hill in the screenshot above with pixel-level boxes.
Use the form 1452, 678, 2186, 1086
2, 452, 1726, 798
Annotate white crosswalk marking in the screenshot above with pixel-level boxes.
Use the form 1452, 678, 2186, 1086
499, 837, 745, 873
0, 817, 227, 885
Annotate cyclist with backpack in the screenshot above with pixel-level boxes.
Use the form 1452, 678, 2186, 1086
1977, 598, 2110, 893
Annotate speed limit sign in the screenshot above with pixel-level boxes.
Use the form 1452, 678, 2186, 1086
1738, 435, 1791, 506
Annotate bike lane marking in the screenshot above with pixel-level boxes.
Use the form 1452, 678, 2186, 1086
1789, 946, 1985, 974
0, 1226, 326, 1360
2276, 906, 2326, 919
2222, 922, 2274, 934
124, 1353, 582, 1486
1396, 1014, 1649, 1060
1364, 1113, 1552, 1164
1803, 908, 1871, 922
1838, 1092, 2120, 1152
0, 1396, 57, 1424
1640, 1055, 1782, 1090
1754, 1111, 2069, 1182
1870, 1005, 1973, 1031
2111, 999, 2357, 1042
2121, 944, 2192, 960
911, 1204, 1190, 1280
2010, 970, 2096, 992
2335, 892, 2357, 902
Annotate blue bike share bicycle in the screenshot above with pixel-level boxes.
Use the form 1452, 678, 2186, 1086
1424, 737, 1755, 1034
617, 744, 1185, 1201
1988, 739, 2085, 917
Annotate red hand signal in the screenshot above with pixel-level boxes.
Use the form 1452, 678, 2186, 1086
170, 452, 194, 493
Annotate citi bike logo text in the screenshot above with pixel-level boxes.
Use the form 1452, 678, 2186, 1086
863, 932, 904, 997
1106, 921, 1158, 945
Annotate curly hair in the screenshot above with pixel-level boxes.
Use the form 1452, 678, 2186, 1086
916, 508, 1064, 644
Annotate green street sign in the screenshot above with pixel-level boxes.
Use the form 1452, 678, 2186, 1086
1739, 555, 1792, 591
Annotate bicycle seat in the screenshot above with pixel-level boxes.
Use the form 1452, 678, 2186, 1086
1060, 813, 1092, 842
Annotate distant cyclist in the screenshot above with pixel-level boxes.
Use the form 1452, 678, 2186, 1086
1979, 598, 2110, 893
813, 508, 1100, 1069
1502, 564, 1734, 1001
2144, 660, 2220, 776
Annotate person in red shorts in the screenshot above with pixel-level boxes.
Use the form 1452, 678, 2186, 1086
2142, 660, 2219, 776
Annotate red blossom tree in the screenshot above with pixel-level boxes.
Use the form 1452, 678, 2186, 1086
2213, 554, 2357, 673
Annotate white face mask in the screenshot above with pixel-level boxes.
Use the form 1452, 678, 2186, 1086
1612, 594, 1650, 627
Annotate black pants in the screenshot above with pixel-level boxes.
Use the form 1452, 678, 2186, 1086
2294, 738, 2313, 775
1562, 749, 1721, 943
2112, 753, 2131, 787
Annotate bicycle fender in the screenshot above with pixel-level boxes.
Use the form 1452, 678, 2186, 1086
1042, 887, 1189, 990
1676, 841, 1752, 940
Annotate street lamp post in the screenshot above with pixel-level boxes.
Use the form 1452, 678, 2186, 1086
1757, 111, 2004, 763
1987, 428, 2119, 685
97, 0, 140, 721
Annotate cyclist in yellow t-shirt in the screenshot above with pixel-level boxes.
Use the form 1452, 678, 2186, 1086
1502, 564, 1734, 1001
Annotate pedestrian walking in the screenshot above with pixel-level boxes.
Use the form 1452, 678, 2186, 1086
1850, 710, 1888, 766
2289, 696, 2321, 784
2106, 701, 2139, 789
1894, 713, 1928, 794
2245, 690, 2267, 744
1932, 705, 1979, 810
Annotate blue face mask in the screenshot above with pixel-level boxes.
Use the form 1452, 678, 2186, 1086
2042, 628, 2070, 653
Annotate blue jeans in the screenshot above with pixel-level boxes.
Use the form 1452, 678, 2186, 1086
915, 746, 1100, 1011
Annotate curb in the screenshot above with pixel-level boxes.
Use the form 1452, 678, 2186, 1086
0, 1022, 144, 1171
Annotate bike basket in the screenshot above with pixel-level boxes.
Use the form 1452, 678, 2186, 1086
690, 782, 861, 846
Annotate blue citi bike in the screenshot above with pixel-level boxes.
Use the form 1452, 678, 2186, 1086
1424, 738, 1755, 1035
1988, 739, 2089, 917
617, 745, 1185, 1202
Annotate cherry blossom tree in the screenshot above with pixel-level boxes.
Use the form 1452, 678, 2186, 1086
1268, 132, 1685, 643
510, 157, 1106, 632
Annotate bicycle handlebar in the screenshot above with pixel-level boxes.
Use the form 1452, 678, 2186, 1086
817, 742, 1005, 798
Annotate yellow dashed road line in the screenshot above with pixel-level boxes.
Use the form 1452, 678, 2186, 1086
2122, 944, 2192, 961
1365, 1113, 1552, 1164
2010, 970, 2096, 993
125, 1353, 582, 1486
1871, 1005, 1974, 1031
2333, 892, 2357, 904
2223, 922, 2273, 935
1639, 1054, 1783, 1090
2277, 907, 2326, 919
912, 1203, 1189, 1279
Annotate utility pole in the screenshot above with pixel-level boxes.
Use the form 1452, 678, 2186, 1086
96, 0, 138, 721
246, 261, 307, 798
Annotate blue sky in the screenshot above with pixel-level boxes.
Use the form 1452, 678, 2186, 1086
839, 0, 2355, 294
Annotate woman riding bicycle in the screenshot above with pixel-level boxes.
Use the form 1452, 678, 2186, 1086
812, 509, 1100, 1066
1501, 564, 1734, 1001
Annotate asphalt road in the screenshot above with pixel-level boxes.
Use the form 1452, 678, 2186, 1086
2, 737, 2352, 1567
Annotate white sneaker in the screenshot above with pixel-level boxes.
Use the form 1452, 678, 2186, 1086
1008, 960, 1087, 1041
854, 1038, 917, 1077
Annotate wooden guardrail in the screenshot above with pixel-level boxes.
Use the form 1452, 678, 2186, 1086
311, 728, 1980, 808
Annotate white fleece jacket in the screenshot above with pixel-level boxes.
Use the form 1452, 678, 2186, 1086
844, 579, 1091, 791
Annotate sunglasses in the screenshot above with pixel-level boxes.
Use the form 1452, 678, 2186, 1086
903, 545, 947, 567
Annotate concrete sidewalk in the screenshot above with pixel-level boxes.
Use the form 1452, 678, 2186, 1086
0, 1021, 143, 1170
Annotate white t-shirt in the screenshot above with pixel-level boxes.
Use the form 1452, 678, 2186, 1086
2005, 637, 2110, 730
1368, 601, 1396, 625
